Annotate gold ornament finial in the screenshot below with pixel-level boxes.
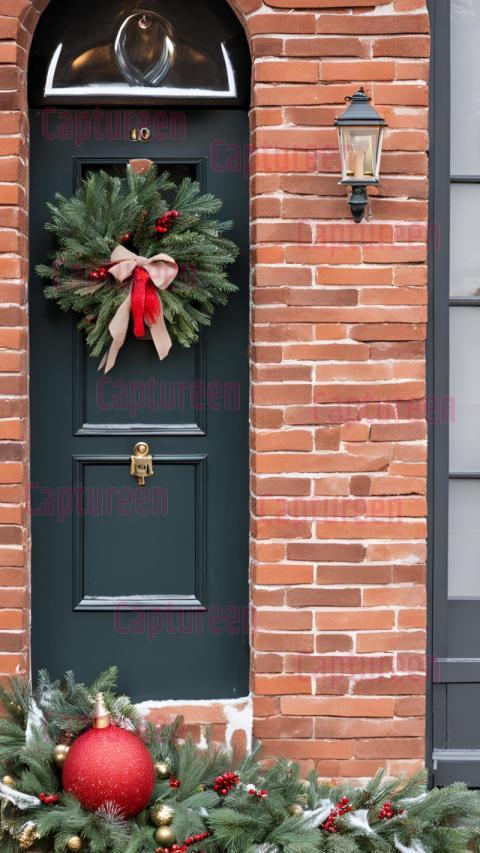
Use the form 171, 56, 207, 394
92, 692, 111, 730
53, 744, 70, 767
155, 761, 171, 780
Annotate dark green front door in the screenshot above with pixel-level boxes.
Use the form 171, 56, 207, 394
29, 109, 249, 700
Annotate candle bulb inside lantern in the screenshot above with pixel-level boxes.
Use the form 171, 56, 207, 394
353, 149, 365, 180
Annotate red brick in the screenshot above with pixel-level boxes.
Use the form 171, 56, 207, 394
281, 697, 395, 717
254, 716, 313, 739
353, 676, 426, 695
255, 518, 311, 539
321, 60, 395, 82
255, 60, 319, 83
316, 14, 429, 35
286, 37, 368, 58
351, 324, 425, 342
374, 82, 428, 106
317, 266, 393, 287
254, 675, 312, 695
315, 634, 353, 653
315, 717, 424, 739
287, 588, 361, 607
395, 696, 426, 717
285, 343, 369, 361
255, 477, 311, 496
316, 565, 392, 585
314, 381, 424, 404
358, 631, 426, 654
355, 739, 424, 759
250, 15, 316, 35
316, 610, 395, 631
287, 542, 366, 562
255, 610, 312, 631
254, 632, 314, 653
373, 36, 430, 57
255, 430, 313, 452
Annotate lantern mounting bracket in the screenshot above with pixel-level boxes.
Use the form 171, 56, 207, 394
348, 185, 369, 224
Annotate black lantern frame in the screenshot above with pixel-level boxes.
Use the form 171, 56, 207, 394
335, 87, 387, 223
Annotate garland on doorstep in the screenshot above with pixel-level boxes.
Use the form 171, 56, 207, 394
0, 668, 480, 853
35, 163, 239, 372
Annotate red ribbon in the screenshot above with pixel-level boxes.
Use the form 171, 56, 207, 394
131, 267, 161, 338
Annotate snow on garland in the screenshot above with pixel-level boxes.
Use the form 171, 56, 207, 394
35, 162, 239, 373
0, 667, 479, 853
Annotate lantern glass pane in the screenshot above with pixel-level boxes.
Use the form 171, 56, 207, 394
339, 126, 382, 183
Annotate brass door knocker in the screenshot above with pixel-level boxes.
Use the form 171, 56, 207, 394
130, 441, 154, 486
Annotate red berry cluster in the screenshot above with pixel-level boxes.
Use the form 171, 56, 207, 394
156, 831, 209, 853
248, 788, 268, 799
169, 777, 181, 789
89, 265, 109, 282
321, 797, 352, 834
155, 210, 180, 234
213, 772, 240, 796
39, 792, 59, 806
378, 801, 404, 821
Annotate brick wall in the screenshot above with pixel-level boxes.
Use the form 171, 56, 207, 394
0, 0, 429, 780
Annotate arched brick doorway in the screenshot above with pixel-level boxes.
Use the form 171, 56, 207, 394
0, 0, 431, 779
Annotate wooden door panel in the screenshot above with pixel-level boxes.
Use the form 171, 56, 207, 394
75, 455, 206, 609
29, 108, 249, 700
77, 335, 206, 434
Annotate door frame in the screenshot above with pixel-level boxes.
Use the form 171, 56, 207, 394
25, 0, 254, 702
427, 0, 480, 784
427, 0, 449, 781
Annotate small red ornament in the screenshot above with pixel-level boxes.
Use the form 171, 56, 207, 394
89, 265, 109, 282
213, 771, 239, 796
169, 777, 181, 789
121, 233, 132, 243
321, 797, 352, 834
62, 693, 155, 819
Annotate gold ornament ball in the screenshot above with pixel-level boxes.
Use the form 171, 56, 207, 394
155, 761, 171, 780
288, 803, 304, 817
53, 743, 70, 767
2, 775, 15, 787
66, 836, 83, 851
154, 825, 175, 845
152, 803, 175, 826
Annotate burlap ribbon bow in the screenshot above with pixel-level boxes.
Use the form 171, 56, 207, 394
99, 245, 178, 373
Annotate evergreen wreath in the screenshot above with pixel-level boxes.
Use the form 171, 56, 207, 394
36, 164, 239, 371
1, 668, 480, 853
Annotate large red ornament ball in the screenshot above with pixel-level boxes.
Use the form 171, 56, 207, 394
62, 725, 155, 818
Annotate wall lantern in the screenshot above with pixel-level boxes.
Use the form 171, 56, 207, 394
335, 87, 387, 223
